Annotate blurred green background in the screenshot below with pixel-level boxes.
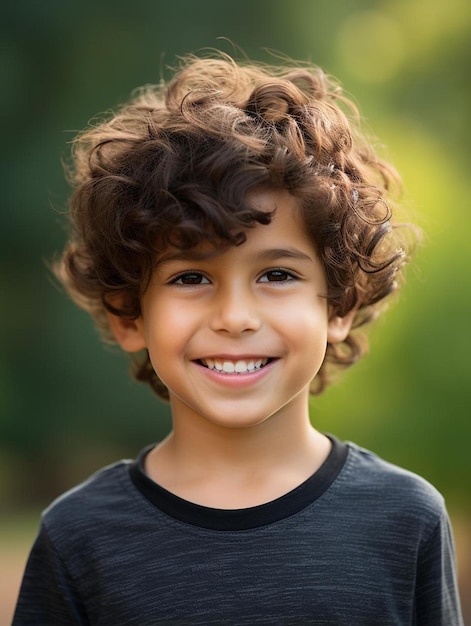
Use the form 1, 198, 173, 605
1, 0, 470, 622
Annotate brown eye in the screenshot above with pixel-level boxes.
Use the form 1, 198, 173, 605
259, 269, 297, 282
172, 272, 209, 285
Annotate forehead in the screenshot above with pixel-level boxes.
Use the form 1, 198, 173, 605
155, 189, 315, 266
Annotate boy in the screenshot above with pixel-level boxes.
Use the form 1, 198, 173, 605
14, 53, 463, 625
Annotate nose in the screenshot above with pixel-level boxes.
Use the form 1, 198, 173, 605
209, 283, 262, 335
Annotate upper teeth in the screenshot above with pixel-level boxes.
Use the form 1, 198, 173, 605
201, 358, 269, 373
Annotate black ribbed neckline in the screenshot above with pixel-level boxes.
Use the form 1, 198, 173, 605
129, 435, 347, 531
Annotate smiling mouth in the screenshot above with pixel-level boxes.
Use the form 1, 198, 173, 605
197, 358, 275, 374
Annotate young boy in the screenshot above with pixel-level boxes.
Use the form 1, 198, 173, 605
14, 53, 463, 625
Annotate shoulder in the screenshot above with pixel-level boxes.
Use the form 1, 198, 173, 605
337, 441, 447, 538
343, 441, 444, 504
40, 459, 138, 547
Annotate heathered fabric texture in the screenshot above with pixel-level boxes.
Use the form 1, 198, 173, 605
13, 439, 463, 625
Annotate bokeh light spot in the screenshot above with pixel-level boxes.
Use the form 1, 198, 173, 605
337, 10, 405, 83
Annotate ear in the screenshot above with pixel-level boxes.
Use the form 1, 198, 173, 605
107, 312, 147, 353
327, 307, 357, 344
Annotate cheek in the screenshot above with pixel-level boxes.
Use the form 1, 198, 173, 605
279, 296, 329, 332
143, 297, 181, 335
142, 300, 199, 362
144, 324, 180, 388
289, 306, 330, 358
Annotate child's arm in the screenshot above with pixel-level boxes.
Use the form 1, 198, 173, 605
12, 524, 88, 625
414, 511, 463, 625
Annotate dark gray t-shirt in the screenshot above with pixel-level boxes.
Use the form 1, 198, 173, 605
13, 437, 463, 625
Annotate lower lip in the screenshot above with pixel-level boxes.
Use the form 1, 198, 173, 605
194, 360, 278, 388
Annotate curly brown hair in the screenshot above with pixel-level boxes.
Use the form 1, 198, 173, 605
57, 52, 415, 400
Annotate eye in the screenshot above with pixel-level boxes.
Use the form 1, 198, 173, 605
170, 272, 210, 285
258, 269, 298, 283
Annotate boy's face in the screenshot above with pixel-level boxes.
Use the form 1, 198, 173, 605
112, 189, 353, 431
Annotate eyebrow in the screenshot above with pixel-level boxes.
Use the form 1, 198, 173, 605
156, 246, 315, 266
257, 247, 314, 263
156, 249, 222, 265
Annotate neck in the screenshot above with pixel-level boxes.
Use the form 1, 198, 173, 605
145, 395, 331, 508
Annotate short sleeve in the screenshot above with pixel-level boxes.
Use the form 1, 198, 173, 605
414, 510, 464, 626
12, 524, 89, 626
